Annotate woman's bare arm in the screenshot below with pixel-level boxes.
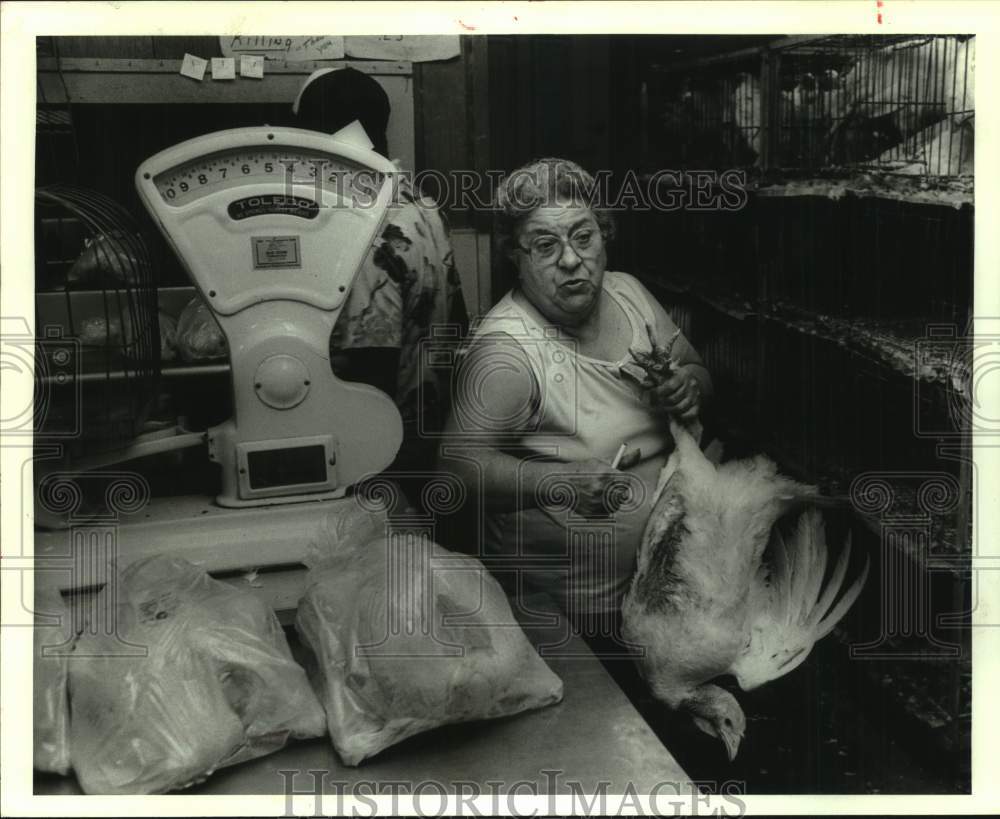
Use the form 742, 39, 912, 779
438, 333, 635, 516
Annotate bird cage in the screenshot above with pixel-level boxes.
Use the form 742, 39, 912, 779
772, 34, 975, 176
34, 186, 161, 451
644, 49, 764, 170
646, 34, 975, 179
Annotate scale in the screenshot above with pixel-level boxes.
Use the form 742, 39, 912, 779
34, 124, 406, 606
136, 123, 403, 506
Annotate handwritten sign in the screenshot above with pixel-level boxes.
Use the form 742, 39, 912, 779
344, 35, 460, 62
220, 36, 346, 62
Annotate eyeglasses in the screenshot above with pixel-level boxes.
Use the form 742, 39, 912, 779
518, 227, 602, 266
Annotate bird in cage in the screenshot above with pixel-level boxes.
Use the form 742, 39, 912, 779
732, 73, 762, 163
620, 335, 869, 761
827, 36, 975, 168
828, 110, 904, 165
658, 76, 757, 167
876, 113, 974, 176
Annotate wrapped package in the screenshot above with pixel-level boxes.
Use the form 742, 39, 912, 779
67, 231, 145, 287
77, 314, 130, 348
69, 555, 326, 794
176, 297, 227, 362
34, 585, 76, 775
296, 504, 564, 766
77, 309, 173, 361
159, 310, 178, 362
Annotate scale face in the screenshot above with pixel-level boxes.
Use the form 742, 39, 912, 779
136, 126, 404, 507
151, 146, 379, 208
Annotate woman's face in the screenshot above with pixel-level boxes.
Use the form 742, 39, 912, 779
513, 200, 607, 326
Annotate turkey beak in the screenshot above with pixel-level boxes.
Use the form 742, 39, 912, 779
723, 731, 743, 762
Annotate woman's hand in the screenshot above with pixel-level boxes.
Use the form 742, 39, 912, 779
645, 367, 701, 421
541, 450, 642, 519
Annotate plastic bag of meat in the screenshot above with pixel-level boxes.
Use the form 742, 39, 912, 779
296, 503, 564, 766
77, 309, 171, 361
176, 297, 227, 362
76, 314, 131, 348
69, 555, 326, 794
159, 310, 178, 362
34, 585, 76, 775
66, 231, 146, 287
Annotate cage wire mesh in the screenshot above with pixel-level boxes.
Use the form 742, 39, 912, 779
35, 185, 161, 449
645, 52, 764, 169
647, 34, 975, 177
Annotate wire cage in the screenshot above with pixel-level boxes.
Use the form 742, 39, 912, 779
646, 34, 975, 178
643, 50, 764, 170
775, 34, 975, 175
34, 185, 161, 450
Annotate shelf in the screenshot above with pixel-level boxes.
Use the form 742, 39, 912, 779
37, 57, 412, 105
40, 362, 229, 386
760, 304, 970, 390
642, 270, 969, 392
754, 174, 973, 209
711, 414, 970, 577
636, 270, 755, 321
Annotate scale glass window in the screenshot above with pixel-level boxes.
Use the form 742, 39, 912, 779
246, 444, 328, 489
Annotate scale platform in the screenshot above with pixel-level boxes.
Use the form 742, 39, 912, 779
33, 494, 357, 620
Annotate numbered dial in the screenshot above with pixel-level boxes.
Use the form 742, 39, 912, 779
152, 147, 385, 207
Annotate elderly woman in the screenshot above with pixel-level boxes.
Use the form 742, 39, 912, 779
440, 158, 712, 626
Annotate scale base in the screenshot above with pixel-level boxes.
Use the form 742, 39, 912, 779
34, 493, 367, 618
214, 486, 348, 508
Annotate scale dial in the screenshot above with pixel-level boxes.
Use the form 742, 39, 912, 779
153, 147, 384, 207
135, 127, 399, 316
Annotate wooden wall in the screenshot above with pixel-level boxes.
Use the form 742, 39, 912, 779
40, 36, 228, 59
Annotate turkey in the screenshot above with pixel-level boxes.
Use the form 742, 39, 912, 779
620, 334, 869, 761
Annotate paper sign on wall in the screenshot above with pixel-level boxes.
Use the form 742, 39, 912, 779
221, 36, 346, 62
180, 53, 208, 81
211, 57, 236, 80
240, 55, 265, 79
343, 35, 461, 62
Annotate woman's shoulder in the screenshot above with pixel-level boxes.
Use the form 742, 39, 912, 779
604, 271, 663, 322
469, 291, 535, 337
604, 270, 653, 299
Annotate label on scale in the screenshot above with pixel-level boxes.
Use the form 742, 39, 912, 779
252, 236, 301, 269
228, 194, 319, 221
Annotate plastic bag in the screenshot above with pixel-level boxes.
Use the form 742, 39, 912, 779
77, 310, 177, 364
66, 231, 144, 287
34, 585, 75, 775
159, 310, 178, 362
176, 297, 227, 362
296, 503, 564, 766
77, 313, 132, 348
69, 555, 326, 794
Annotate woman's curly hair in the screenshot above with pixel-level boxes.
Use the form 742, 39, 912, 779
494, 158, 615, 281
